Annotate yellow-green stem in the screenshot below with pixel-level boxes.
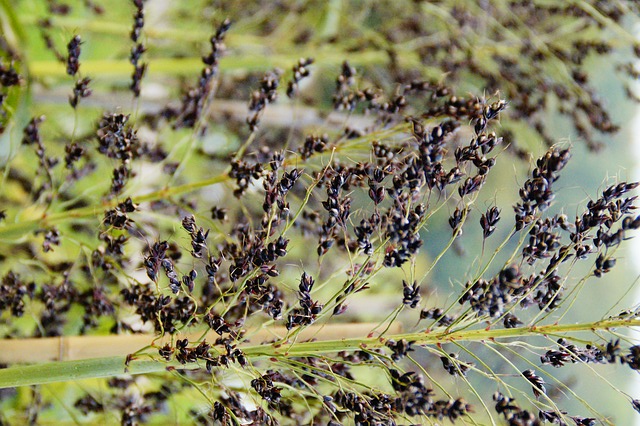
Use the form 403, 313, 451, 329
0, 316, 636, 389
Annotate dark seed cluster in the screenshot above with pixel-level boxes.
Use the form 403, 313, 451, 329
247, 69, 281, 131
480, 206, 501, 239
129, 0, 147, 97
286, 57, 313, 98
541, 338, 611, 368
514, 148, 571, 231
66, 35, 81, 76
69, 76, 91, 108
166, 19, 231, 129
329, 370, 473, 424
440, 353, 473, 377
96, 113, 141, 196
286, 272, 322, 329
22, 116, 58, 198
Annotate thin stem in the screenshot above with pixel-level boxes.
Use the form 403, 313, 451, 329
28, 49, 420, 79
0, 316, 637, 389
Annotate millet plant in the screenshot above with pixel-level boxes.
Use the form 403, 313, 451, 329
1, 0, 640, 424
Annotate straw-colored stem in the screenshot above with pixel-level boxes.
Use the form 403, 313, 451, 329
0, 322, 401, 364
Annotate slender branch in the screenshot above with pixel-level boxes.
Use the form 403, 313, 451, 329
0, 123, 409, 241
28, 50, 419, 79
0, 322, 401, 364
0, 317, 636, 389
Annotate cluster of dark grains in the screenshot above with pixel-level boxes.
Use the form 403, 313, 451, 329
446, 150, 633, 326
385, 338, 414, 361
103, 197, 137, 230
331, 371, 472, 424
74, 395, 104, 415
41, 227, 60, 252
260, 152, 301, 219
66, 35, 81, 76
145, 240, 181, 293
333, 61, 358, 111
480, 206, 501, 239
118, 396, 154, 426
251, 373, 283, 404
3, 2, 640, 424
286, 272, 322, 329
96, 113, 140, 196
420, 307, 456, 327
352, 212, 379, 256
503, 313, 523, 329
193, 392, 277, 426
129, 0, 147, 97
121, 283, 195, 333
317, 170, 351, 256
523, 216, 563, 264
618, 344, 640, 372
169, 19, 231, 129
290, 93, 508, 270
229, 159, 263, 197
401, 280, 421, 308
449, 206, 467, 236
440, 353, 473, 377
204, 312, 239, 339
571, 182, 640, 269
182, 215, 209, 259
0, 60, 20, 88
79, 284, 116, 332
522, 369, 546, 398
0, 60, 21, 134
36, 275, 77, 336
514, 148, 571, 231
210, 206, 227, 221
64, 142, 84, 171
202, 18, 231, 67
243, 272, 286, 321
460, 264, 524, 318
173, 338, 214, 365
383, 200, 424, 267
539, 410, 597, 426
286, 57, 313, 98
247, 69, 281, 131
224, 227, 288, 284
298, 134, 329, 160
0, 271, 35, 318
69, 77, 91, 108
22, 116, 58, 198
368, 175, 386, 205
541, 338, 613, 368
92, 233, 130, 273
493, 392, 541, 425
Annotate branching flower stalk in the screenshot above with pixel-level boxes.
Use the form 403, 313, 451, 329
0, 316, 637, 390
1, 0, 640, 425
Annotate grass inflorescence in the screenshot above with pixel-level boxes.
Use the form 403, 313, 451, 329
1, 0, 640, 424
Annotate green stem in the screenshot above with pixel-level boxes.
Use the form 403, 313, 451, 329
0, 122, 408, 241
28, 50, 419, 79
0, 317, 636, 389
0, 173, 229, 240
